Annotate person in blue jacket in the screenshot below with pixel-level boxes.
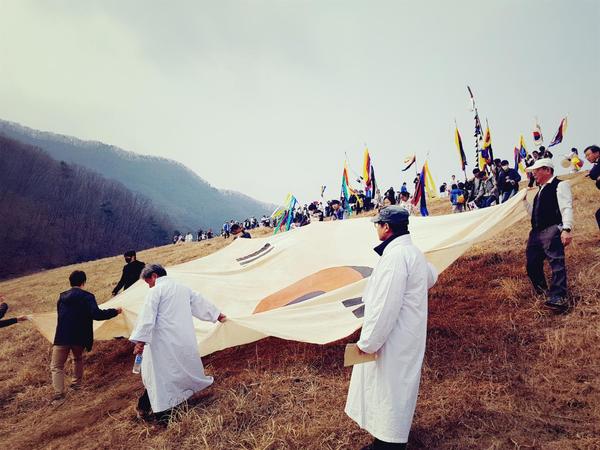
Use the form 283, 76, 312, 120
449, 183, 465, 213
498, 160, 522, 203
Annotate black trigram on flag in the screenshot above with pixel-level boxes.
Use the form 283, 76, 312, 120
236, 243, 273, 266
342, 297, 364, 318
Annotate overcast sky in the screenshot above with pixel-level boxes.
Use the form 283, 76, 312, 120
1, 1, 598, 204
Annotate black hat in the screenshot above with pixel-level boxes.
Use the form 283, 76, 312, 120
501, 160, 509, 166
371, 206, 410, 224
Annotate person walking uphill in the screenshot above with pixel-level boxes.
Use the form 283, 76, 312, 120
523, 158, 574, 312
112, 250, 145, 296
51, 270, 122, 403
130, 264, 226, 424
345, 206, 438, 449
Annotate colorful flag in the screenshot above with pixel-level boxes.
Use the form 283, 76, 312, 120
271, 193, 292, 220
272, 194, 298, 234
362, 148, 372, 197
362, 148, 371, 186
519, 135, 528, 159
411, 166, 429, 216
533, 121, 544, 147
402, 154, 416, 172
423, 161, 437, 198
370, 165, 377, 197
480, 125, 493, 170
513, 146, 521, 171
548, 117, 568, 148
455, 127, 467, 171
341, 162, 352, 214
513, 136, 528, 174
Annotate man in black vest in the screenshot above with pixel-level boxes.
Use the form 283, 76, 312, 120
51, 270, 122, 403
112, 250, 146, 296
523, 158, 573, 311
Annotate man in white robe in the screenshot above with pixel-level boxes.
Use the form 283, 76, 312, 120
130, 264, 226, 422
345, 206, 438, 449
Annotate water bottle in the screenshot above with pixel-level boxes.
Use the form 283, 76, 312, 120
132, 354, 142, 374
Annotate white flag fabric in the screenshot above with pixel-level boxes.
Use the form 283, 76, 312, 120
32, 190, 530, 356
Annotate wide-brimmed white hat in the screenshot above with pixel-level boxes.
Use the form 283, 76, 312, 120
526, 158, 554, 172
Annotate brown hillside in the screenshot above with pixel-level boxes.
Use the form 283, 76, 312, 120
0, 179, 598, 449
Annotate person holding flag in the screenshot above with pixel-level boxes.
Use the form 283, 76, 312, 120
130, 264, 226, 423
345, 206, 438, 449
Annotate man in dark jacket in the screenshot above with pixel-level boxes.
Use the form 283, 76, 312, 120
112, 250, 145, 296
51, 270, 121, 402
584, 145, 600, 229
0, 300, 29, 328
498, 160, 522, 203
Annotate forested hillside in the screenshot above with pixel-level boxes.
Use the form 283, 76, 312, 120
0, 136, 172, 279
0, 120, 275, 231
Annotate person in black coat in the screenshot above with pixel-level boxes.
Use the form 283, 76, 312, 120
51, 270, 122, 401
112, 250, 145, 296
497, 160, 522, 203
584, 145, 600, 229
0, 300, 29, 328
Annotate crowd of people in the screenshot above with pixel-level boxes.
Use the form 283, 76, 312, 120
173, 146, 598, 244
432, 146, 592, 215
171, 216, 271, 244
169, 197, 378, 242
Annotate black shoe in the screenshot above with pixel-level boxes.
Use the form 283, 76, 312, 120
361, 439, 406, 449
544, 297, 569, 312
135, 407, 153, 422
0, 303, 8, 319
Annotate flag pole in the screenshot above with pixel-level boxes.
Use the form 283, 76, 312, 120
345, 150, 363, 184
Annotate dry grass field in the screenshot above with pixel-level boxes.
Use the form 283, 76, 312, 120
0, 178, 598, 450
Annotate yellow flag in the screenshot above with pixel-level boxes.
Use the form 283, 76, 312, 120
423, 161, 437, 198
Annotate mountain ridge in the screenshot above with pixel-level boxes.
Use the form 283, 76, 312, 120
0, 118, 276, 232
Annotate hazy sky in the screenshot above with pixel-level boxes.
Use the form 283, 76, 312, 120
1, 1, 598, 204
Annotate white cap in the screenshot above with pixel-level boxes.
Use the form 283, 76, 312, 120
526, 157, 554, 172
